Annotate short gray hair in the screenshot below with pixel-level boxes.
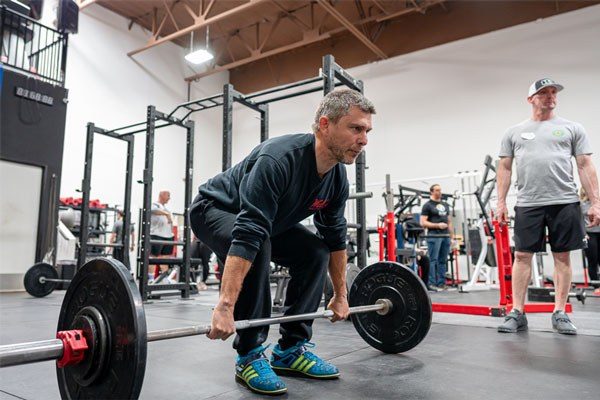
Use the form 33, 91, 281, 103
312, 89, 376, 133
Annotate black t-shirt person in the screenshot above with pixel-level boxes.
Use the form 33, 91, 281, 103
421, 200, 451, 236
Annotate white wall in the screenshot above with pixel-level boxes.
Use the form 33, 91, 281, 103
212, 5, 600, 227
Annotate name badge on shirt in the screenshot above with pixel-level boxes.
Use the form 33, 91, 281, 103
521, 132, 535, 140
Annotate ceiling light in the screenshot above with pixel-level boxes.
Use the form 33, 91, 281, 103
185, 49, 213, 64
186, 26, 213, 65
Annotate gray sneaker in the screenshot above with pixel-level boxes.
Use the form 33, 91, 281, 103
498, 309, 528, 333
552, 311, 577, 335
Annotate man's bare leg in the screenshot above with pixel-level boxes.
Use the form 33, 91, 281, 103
511, 251, 534, 311
552, 251, 572, 312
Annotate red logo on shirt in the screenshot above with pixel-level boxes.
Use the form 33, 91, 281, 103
309, 198, 330, 211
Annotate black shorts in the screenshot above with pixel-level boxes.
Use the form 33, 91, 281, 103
150, 235, 174, 256
514, 202, 585, 253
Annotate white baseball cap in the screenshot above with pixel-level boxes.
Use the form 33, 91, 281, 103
528, 78, 564, 97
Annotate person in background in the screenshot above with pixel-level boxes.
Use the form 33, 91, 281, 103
420, 184, 454, 290
190, 235, 213, 291
110, 210, 135, 268
150, 190, 175, 283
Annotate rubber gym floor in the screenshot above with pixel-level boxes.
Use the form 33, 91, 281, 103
1, 287, 599, 399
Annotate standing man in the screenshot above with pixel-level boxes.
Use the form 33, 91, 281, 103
149, 190, 175, 283
496, 78, 600, 335
420, 185, 454, 289
190, 89, 375, 395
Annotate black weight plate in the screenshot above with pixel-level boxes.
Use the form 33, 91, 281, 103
56, 258, 147, 399
345, 263, 360, 293
24, 263, 58, 297
349, 261, 432, 354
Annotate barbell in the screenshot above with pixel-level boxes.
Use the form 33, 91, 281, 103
549, 289, 600, 304
1, 258, 432, 399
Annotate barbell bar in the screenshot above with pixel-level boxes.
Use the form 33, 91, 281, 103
0, 299, 392, 367
550, 290, 600, 304
347, 191, 373, 200
2, 258, 432, 399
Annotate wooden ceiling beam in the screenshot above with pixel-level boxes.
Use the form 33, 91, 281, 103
163, 0, 180, 31
128, 0, 269, 57
202, 0, 216, 18
185, 30, 331, 82
370, 0, 388, 15
316, 0, 387, 59
77, 0, 98, 10
181, 0, 199, 21
185, 9, 393, 82
377, 0, 446, 22
270, 0, 311, 30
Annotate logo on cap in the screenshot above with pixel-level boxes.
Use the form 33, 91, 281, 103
537, 78, 555, 89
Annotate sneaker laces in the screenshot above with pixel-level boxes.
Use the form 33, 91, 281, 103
554, 313, 571, 324
238, 344, 277, 378
296, 340, 320, 362
252, 358, 276, 377
505, 310, 522, 321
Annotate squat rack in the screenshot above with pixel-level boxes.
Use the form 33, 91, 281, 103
78, 108, 195, 300
79, 54, 369, 303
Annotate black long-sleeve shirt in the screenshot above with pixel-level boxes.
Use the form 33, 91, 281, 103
191, 133, 349, 262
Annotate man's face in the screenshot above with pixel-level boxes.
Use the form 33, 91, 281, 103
431, 185, 442, 200
159, 192, 170, 203
320, 106, 372, 165
528, 86, 557, 111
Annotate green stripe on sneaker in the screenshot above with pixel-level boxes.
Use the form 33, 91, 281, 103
246, 372, 258, 381
243, 368, 255, 379
302, 361, 316, 372
297, 359, 309, 371
290, 355, 305, 369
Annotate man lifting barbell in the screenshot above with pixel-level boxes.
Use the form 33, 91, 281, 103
189, 89, 375, 395
0, 91, 433, 400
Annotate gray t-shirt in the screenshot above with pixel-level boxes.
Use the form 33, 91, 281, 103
150, 202, 174, 237
581, 201, 600, 233
112, 219, 134, 242
499, 116, 592, 207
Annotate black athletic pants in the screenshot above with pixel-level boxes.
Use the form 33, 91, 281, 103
190, 240, 213, 283
585, 232, 600, 286
417, 254, 430, 287
190, 200, 329, 355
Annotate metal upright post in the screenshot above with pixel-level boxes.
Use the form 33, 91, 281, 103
139, 106, 156, 301
77, 123, 94, 271
461, 175, 472, 279
260, 104, 269, 142
322, 55, 335, 93
122, 136, 134, 270
182, 120, 195, 299
322, 54, 368, 270
354, 151, 368, 270
222, 84, 234, 171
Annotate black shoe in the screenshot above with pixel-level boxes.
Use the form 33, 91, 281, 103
498, 309, 528, 333
552, 311, 577, 335
427, 286, 439, 292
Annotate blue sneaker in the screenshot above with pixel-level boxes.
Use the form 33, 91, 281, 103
235, 345, 287, 395
270, 340, 339, 379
